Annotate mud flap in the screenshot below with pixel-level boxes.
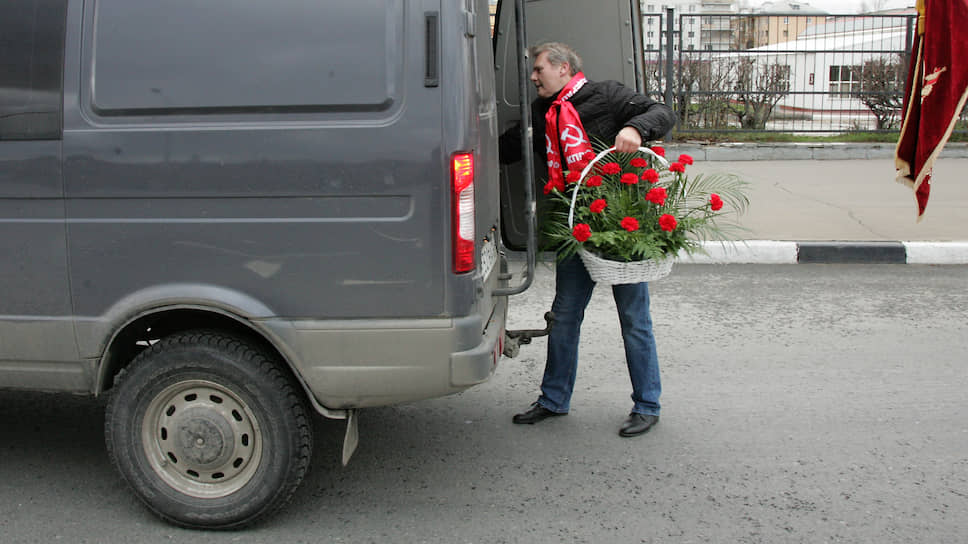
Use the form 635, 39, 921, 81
341, 409, 359, 466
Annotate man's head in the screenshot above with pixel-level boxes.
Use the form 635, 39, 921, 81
529, 42, 583, 98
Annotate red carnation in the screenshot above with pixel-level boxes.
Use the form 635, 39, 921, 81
620, 216, 639, 232
620, 172, 639, 185
583, 151, 597, 161
710, 193, 724, 211
572, 223, 592, 242
669, 162, 685, 173
651, 146, 665, 157
630, 157, 648, 168
678, 154, 694, 165
659, 214, 677, 232
601, 162, 622, 175
566, 170, 582, 184
645, 187, 667, 206
641, 169, 659, 183
589, 199, 607, 213
585, 175, 603, 187
543, 179, 565, 195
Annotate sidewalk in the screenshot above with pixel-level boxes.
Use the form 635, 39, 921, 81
662, 146, 968, 264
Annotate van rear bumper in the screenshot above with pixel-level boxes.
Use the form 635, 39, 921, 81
261, 295, 507, 410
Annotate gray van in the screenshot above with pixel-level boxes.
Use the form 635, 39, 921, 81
2, 0, 507, 528
1, 0, 647, 530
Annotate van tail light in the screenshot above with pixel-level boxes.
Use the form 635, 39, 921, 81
451, 152, 475, 274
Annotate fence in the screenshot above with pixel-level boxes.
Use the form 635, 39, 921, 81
641, 10, 967, 135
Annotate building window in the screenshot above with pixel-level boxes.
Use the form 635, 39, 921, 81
647, 31, 654, 37
648, 18, 654, 25
829, 65, 862, 95
647, 4, 655, 11
807, 17, 812, 23
688, 31, 695, 38
783, 16, 789, 24
783, 30, 789, 37
688, 44, 695, 50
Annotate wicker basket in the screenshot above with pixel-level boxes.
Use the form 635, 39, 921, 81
578, 249, 673, 285
569, 146, 675, 285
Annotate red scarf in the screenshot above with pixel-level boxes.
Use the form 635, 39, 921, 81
545, 73, 593, 189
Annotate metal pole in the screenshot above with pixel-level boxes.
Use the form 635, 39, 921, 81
664, 7, 675, 109
904, 14, 914, 68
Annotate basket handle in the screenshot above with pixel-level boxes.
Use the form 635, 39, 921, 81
567, 146, 670, 228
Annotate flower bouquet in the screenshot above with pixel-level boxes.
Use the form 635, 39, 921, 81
542, 144, 749, 285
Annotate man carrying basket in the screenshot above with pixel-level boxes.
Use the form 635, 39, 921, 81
500, 42, 677, 437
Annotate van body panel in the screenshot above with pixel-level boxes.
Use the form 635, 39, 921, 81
2, 0, 507, 413
65, 0, 444, 321
0, 141, 79, 372
261, 293, 505, 408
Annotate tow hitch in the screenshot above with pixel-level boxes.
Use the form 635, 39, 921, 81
503, 311, 555, 358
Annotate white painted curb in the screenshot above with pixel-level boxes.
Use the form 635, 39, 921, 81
677, 241, 798, 264
903, 242, 968, 264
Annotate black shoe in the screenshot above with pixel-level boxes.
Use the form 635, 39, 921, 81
619, 413, 659, 437
512, 403, 566, 424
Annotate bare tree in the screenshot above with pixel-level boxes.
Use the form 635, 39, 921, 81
731, 59, 791, 130
852, 55, 905, 130
677, 54, 736, 129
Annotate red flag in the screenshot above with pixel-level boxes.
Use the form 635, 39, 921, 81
895, 0, 968, 219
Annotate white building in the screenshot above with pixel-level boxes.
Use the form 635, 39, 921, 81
716, 14, 912, 128
642, 0, 736, 52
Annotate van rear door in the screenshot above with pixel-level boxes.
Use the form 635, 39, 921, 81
493, 0, 645, 250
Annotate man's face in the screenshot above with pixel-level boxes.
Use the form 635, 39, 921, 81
530, 52, 572, 98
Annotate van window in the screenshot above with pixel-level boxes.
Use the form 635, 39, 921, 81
91, 0, 402, 115
0, 0, 67, 140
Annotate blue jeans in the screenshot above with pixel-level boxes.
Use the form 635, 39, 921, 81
537, 254, 661, 416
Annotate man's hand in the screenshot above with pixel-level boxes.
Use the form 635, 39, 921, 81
614, 127, 642, 153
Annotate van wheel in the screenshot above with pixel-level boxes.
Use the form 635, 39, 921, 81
105, 331, 313, 529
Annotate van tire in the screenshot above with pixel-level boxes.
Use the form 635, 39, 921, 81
104, 330, 313, 529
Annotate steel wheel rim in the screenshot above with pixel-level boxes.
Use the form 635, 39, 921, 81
141, 379, 263, 499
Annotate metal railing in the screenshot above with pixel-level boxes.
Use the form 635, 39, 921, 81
641, 10, 967, 135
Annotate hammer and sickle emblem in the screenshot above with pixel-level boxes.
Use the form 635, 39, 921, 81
560, 124, 589, 152
545, 134, 555, 156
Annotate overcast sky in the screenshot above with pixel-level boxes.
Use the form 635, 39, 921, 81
746, 0, 915, 13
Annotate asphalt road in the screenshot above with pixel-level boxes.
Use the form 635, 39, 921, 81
1, 264, 966, 543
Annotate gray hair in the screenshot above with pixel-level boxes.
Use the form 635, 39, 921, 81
529, 42, 582, 76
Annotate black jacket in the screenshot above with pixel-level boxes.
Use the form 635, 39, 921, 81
500, 79, 677, 165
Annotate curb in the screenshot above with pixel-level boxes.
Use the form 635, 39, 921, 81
662, 142, 968, 161
679, 241, 968, 264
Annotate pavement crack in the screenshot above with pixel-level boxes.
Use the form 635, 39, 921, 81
772, 180, 888, 239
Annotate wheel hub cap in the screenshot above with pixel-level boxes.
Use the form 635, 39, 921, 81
175, 408, 234, 466
141, 380, 263, 499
